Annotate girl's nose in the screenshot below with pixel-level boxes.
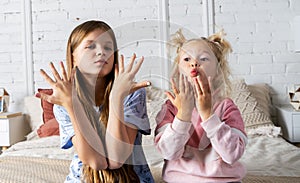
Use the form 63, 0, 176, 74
96, 47, 106, 57
190, 60, 198, 67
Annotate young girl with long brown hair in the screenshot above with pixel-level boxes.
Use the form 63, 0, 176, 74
36, 20, 154, 183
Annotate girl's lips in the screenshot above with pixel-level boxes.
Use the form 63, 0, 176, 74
190, 70, 198, 77
94, 60, 108, 65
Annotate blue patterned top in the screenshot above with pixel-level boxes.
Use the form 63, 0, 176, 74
53, 88, 154, 183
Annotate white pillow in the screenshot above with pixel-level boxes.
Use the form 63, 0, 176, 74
23, 96, 43, 132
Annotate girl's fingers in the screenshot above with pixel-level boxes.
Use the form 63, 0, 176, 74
60, 61, 68, 81
49, 62, 62, 82
194, 76, 202, 96
179, 74, 185, 93
125, 53, 136, 73
129, 81, 151, 93
131, 56, 144, 76
198, 68, 210, 95
165, 91, 175, 104
119, 54, 124, 73
40, 69, 56, 86
171, 78, 179, 95
114, 63, 119, 78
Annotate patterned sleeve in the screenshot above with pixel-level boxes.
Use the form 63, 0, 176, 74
53, 104, 74, 149
123, 88, 150, 135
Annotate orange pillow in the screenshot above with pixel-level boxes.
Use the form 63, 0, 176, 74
37, 89, 59, 137
37, 118, 59, 137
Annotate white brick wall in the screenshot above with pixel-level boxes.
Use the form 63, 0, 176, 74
215, 0, 300, 107
0, 0, 300, 112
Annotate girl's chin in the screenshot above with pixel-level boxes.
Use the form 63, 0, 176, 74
190, 74, 199, 78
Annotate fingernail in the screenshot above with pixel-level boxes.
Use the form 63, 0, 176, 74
35, 93, 41, 98
146, 81, 151, 86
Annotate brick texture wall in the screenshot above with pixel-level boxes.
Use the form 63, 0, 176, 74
0, 0, 300, 112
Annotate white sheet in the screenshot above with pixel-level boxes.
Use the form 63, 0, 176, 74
0, 136, 74, 160
240, 135, 300, 176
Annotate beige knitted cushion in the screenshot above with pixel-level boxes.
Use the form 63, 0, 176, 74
231, 79, 274, 130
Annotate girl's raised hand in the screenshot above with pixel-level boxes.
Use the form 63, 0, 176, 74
193, 68, 212, 121
166, 75, 194, 122
111, 53, 150, 99
36, 61, 73, 108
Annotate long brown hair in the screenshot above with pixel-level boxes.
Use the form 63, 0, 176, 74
66, 20, 139, 183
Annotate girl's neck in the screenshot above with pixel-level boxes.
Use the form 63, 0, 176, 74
79, 72, 107, 106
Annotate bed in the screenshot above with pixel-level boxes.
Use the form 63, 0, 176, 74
1, 79, 300, 183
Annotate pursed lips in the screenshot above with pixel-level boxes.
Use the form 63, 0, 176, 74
94, 59, 108, 65
190, 69, 198, 77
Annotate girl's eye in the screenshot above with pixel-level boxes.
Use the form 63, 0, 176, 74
184, 57, 190, 62
86, 44, 96, 49
104, 46, 112, 51
200, 57, 208, 61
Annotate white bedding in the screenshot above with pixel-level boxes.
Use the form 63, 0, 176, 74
1, 135, 300, 177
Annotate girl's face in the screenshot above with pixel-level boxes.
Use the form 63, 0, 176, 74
72, 28, 115, 77
178, 40, 218, 79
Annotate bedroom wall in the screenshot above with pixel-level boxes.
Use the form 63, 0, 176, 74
0, 0, 300, 112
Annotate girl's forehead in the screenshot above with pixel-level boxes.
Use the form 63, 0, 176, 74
181, 39, 211, 53
84, 28, 113, 43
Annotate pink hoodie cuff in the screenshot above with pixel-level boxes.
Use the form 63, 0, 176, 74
201, 114, 222, 137
172, 117, 192, 135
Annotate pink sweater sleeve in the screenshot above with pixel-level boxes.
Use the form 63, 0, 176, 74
154, 100, 192, 160
201, 99, 247, 164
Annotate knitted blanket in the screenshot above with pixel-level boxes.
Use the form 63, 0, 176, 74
0, 156, 300, 183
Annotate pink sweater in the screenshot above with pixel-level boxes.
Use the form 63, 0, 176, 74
155, 98, 247, 183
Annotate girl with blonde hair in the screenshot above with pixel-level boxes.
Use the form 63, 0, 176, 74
154, 29, 247, 183
36, 20, 154, 183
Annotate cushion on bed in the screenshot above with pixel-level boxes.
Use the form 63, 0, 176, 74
24, 96, 43, 131
231, 79, 280, 136
37, 89, 59, 137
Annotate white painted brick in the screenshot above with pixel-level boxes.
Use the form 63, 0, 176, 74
215, 13, 235, 24
0, 53, 10, 63
34, 11, 68, 23
238, 54, 272, 64
67, 9, 98, 21
0, 63, 23, 73
169, 4, 188, 17
231, 43, 253, 54
0, 1, 21, 13
32, 23, 60, 32
60, 0, 96, 10
286, 63, 300, 73
273, 53, 300, 63
271, 11, 294, 22
10, 52, 23, 62
256, 22, 290, 33
217, 1, 256, 13
4, 12, 21, 23
256, 1, 289, 11
221, 23, 255, 35
0, 33, 10, 43
253, 41, 287, 53
272, 28, 293, 41
252, 63, 285, 74
230, 64, 251, 75
31, 0, 60, 11
242, 75, 272, 85
9, 32, 22, 44
272, 74, 300, 84
32, 40, 65, 51
0, 43, 22, 53
236, 12, 271, 23
0, 23, 21, 33
291, 0, 300, 11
